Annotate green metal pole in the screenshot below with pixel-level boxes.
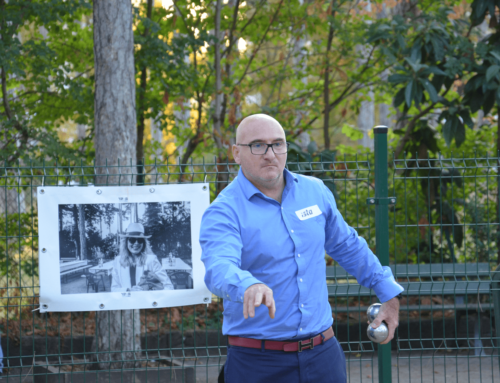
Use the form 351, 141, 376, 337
374, 126, 392, 383
493, 265, 500, 376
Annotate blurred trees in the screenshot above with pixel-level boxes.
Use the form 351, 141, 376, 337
0, 0, 94, 163
57, 202, 192, 263
1, 0, 410, 165
4, 0, 499, 166
142, 202, 191, 263
4, 0, 500, 271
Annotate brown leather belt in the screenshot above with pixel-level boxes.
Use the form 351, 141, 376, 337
228, 327, 334, 352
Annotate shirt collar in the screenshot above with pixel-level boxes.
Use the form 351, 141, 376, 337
236, 167, 298, 200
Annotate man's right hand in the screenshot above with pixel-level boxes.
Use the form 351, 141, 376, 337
243, 283, 276, 319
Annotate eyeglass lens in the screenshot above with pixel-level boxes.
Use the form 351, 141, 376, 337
251, 143, 288, 155
128, 238, 142, 244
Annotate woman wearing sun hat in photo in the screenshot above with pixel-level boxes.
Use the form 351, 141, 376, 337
111, 222, 174, 292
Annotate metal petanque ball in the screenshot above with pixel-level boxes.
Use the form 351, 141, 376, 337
366, 303, 382, 322
367, 322, 389, 343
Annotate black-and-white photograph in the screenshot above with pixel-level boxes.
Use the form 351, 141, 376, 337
58, 201, 193, 295
38, 183, 210, 312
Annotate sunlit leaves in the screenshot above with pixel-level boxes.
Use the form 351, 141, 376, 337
1, 0, 93, 163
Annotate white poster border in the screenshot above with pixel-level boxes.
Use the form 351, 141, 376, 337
37, 183, 212, 312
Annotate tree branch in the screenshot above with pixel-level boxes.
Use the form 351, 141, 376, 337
393, 87, 452, 159
323, 1, 336, 150
1, 66, 13, 120
302, 48, 382, 129
232, 0, 284, 90
181, 96, 204, 165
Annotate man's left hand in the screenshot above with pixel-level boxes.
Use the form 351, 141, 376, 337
368, 297, 399, 345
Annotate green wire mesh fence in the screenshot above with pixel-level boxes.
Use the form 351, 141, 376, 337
0, 152, 499, 382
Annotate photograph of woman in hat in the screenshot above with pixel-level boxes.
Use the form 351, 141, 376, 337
111, 222, 174, 292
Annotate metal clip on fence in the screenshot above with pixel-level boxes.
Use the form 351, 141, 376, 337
366, 197, 396, 205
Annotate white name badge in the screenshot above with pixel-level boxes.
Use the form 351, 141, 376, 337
295, 205, 322, 221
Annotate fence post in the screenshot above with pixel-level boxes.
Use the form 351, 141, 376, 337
493, 265, 500, 376
373, 125, 392, 383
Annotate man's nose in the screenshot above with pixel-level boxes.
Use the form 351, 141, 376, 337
263, 145, 277, 159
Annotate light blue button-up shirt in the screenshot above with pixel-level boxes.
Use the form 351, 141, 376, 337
200, 168, 403, 340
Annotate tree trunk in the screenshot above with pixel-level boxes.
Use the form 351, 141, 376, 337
213, 0, 223, 154
92, 0, 141, 369
497, 113, 500, 265
323, 4, 335, 150
291, 1, 310, 151
94, 0, 137, 186
137, 0, 154, 185
213, 0, 229, 194
77, 204, 87, 260
71, 205, 81, 259
357, 88, 374, 150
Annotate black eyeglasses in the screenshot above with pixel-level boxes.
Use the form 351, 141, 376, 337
128, 238, 144, 244
237, 142, 289, 155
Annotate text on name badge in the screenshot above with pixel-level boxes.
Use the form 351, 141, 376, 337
295, 205, 322, 220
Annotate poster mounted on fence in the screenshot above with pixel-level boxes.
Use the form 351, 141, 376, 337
37, 183, 212, 312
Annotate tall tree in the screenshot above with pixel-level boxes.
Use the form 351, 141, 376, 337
77, 204, 88, 260
323, 1, 335, 150
92, 0, 140, 369
136, 0, 154, 185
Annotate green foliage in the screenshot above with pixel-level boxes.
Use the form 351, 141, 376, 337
369, 5, 476, 150
287, 141, 340, 198
0, 210, 38, 278
0, 0, 94, 163
341, 124, 364, 141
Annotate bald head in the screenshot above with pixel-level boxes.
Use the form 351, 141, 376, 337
232, 113, 287, 194
236, 114, 285, 144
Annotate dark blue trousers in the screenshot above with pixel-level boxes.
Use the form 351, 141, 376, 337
224, 335, 346, 383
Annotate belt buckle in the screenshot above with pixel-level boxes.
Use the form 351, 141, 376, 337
298, 337, 314, 352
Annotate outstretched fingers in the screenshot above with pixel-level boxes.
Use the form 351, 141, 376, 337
243, 284, 276, 319
264, 289, 276, 319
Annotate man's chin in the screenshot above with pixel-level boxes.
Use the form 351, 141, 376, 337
258, 169, 282, 182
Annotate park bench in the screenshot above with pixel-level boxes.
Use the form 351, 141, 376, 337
326, 263, 500, 355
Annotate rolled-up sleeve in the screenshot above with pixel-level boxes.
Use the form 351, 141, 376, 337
200, 201, 262, 302
322, 184, 404, 302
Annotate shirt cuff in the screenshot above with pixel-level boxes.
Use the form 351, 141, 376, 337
372, 268, 404, 303
235, 277, 263, 303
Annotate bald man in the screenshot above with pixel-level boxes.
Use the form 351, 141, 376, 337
200, 114, 403, 383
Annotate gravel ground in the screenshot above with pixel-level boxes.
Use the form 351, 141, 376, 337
4, 351, 498, 382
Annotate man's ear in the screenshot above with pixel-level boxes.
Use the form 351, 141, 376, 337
232, 144, 241, 164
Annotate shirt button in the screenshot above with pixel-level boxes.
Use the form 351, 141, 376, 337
300, 278, 303, 282
291, 230, 294, 233
301, 304, 304, 307
300, 328, 303, 331
281, 207, 283, 210
298, 254, 301, 257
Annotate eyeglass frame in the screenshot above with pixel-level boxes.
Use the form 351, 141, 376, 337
236, 142, 290, 155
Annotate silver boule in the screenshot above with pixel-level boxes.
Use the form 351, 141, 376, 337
367, 322, 389, 343
366, 303, 382, 322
